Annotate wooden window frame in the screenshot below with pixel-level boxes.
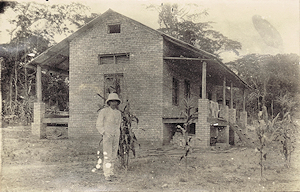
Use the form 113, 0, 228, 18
98, 53, 130, 65
108, 24, 121, 33
199, 86, 202, 98
172, 77, 179, 106
184, 79, 190, 99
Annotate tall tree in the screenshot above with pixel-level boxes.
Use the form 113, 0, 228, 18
226, 53, 299, 118
7, 2, 97, 43
1, 2, 98, 124
147, 3, 242, 57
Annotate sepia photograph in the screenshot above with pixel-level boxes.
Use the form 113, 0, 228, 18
0, 0, 299, 191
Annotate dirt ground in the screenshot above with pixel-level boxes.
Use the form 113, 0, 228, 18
1, 124, 300, 192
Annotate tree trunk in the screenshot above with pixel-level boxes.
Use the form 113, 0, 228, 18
14, 63, 18, 102
24, 47, 28, 98
0, 58, 2, 128
262, 77, 269, 106
263, 79, 267, 106
184, 130, 188, 169
14, 39, 19, 102
9, 73, 13, 114
25, 67, 28, 97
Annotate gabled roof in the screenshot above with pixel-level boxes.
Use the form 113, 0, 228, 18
26, 9, 250, 88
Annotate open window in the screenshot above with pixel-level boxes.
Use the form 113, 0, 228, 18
108, 24, 121, 33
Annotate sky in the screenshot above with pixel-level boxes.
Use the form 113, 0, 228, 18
0, 0, 299, 62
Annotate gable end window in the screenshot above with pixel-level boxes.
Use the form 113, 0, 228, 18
99, 53, 130, 65
108, 24, 121, 33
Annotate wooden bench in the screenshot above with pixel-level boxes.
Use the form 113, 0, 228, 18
42, 114, 69, 124
42, 118, 68, 124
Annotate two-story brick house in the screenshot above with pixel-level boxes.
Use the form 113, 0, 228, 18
27, 9, 250, 147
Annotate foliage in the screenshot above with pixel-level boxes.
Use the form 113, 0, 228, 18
271, 112, 297, 167
177, 97, 198, 168
42, 73, 69, 112
2, 96, 35, 125
255, 121, 268, 178
269, 94, 298, 167
275, 93, 299, 117
1, 1, 98, 125
226, 53, 300, 119
118, 101, 139, 169
147, 3, 242, 56
254, 93, 298, 178
0, 1, 17, 13
7, 2, 96, 43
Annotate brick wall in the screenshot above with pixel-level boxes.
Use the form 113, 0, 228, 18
69, 12, 164, 145
240, 111, 248, 135
196, 99, 210, 147
228, 109, 236, 124
229, 108, 237, 145
31, 102, 46, 138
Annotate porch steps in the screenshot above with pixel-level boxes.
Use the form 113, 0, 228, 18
229, 123, 257, 148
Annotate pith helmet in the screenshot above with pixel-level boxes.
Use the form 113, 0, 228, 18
105, 93, 121, 104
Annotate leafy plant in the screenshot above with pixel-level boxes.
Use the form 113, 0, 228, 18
1, 1, 97, 126
271, 112, 297, 167
255, 120, 268, 178
254, 93, 298, 178
269, 94, 298, 167
177, 97, 197, 168
118, 101, 139, 169
226, 53, 299, 120
2, 96, 34, 125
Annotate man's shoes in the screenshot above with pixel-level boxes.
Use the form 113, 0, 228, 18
105, 176, 112, 181
105, 175, 117, 181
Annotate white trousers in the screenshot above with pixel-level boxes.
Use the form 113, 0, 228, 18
102, 133, 119, 177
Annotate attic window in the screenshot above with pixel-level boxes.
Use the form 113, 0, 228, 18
108, 24, 121, 33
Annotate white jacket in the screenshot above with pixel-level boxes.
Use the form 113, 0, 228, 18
96, 107, 122, 135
